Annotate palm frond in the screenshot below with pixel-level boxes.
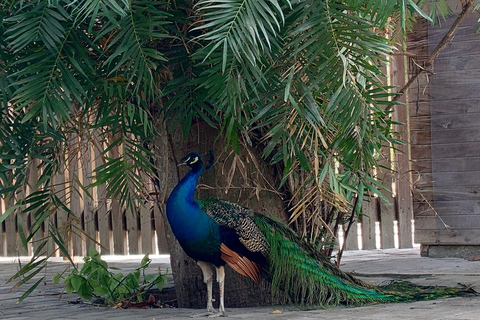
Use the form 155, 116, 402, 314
100, 1, 170, 98
92, 135, 155, 214
192, 0, 284, 69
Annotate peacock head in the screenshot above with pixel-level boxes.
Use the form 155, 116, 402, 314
179, 152, 203, 170
179, 151, 215, 171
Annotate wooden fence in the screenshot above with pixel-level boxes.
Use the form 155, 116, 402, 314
0, 140, 415, 258
0, 199, 168, 258
0, 183, 415, 258
0, 133, 169, 258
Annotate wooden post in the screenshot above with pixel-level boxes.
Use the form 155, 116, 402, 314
392, 48, 414, 248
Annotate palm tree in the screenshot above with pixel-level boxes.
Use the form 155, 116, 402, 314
0, 0, 451, 306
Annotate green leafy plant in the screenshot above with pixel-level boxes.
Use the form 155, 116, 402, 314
55, 248, 167, 306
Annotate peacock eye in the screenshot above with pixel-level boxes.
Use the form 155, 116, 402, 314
189, 156, 199, 164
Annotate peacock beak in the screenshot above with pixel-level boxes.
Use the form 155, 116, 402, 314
178, 156, 189, 166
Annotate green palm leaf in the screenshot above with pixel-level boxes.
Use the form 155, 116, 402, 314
193, 0, 283, 69
100, 1, 170, 98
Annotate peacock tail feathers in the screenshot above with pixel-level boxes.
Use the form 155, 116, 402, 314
253, 213, 477, 307
380, 281, 477, 302
253, 213, 395, 306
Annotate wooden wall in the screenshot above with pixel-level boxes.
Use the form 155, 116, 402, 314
409, 1, 480, 253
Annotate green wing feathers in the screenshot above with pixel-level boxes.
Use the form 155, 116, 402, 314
198, 199, 270, 256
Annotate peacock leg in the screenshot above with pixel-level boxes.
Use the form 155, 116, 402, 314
213, 266, 227, 317
192, 261, 216, 318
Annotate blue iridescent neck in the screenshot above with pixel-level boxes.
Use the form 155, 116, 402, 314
166, 160, 209, 241
177, 163, 203, 202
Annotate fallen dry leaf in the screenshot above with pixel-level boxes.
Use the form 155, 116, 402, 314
467, 256, 480, 261
270, 309, 283, 314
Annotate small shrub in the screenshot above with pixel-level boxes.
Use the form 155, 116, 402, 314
54, 248, 167, 306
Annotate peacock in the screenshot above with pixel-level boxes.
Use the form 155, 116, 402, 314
166, 151, 475, 317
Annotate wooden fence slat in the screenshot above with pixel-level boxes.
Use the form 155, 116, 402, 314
394, 102, 414, 246
140, 203, 153, 254
69, 133, 84, 256
18, 186, 30, 256
44, 184, 57, 257
96, 201, 110, 255
70, 191, 83, 256
378, 198, 396, 249
377, 161, 396, 249
111, 199, 126, 255
82, 144, 96, 253
361, 196, 377, 250
109, 136, 126, 255
154, 204, 168, 253
343, 221, 359, 251
152, 132, 170, 254
28, 159, 42, 256
377, 43, 396, 250
54, 172, 68, 257
44, 213, 57, 257
395, 131, 414, 247
126, 209, 139, 254
0, 199, 4, 256
94, 139, 110, 255
392, 41, 414, 249
140, 171, 154, 254
4, 195, 16, 256
43, 211, 57, 257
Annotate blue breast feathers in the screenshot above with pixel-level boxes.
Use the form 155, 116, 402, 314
166, 161, 220, 244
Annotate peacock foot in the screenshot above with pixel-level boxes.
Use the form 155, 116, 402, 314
191, 311, 213, 318
190, 310, 227, 318
207, 310, 227, 318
